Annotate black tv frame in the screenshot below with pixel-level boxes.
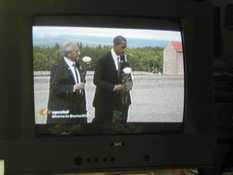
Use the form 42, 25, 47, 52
0, 0, 216, 174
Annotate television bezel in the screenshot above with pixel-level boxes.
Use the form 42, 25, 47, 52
0, 0, 216, 174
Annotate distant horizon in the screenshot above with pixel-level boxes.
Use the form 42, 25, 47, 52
33, 26, 182, 48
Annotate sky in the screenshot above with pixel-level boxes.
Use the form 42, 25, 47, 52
33, 26, 182, 42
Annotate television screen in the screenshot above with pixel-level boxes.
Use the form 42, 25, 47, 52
33, 16, 184, 135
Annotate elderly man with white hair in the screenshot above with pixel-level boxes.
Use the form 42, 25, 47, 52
47, 41, 87, 124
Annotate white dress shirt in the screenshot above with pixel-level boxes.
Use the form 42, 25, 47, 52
111, 48, 120, 71
64, 57, 81, 84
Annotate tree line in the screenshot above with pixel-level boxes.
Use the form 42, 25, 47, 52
33, 43, 164, 73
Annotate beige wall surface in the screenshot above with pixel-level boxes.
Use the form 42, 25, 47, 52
0, 160, 4, 175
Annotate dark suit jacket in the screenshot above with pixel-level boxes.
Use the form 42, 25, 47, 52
47, 58, 87, 123
92, 51, 131, 121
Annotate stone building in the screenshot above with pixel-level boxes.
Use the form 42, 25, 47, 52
163, 41, 183, 75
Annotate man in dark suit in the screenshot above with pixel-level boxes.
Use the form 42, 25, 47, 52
47, 41, 87, 124
92, 35, 132, 124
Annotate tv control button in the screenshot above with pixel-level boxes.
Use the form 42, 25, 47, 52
144, 155, 150, 162
110, 157, 115, 162
93, 157, 98, 163
87, 158, 91, 163
74, 157, 83, 166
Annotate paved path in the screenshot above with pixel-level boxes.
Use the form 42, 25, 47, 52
34, 72, 184, 124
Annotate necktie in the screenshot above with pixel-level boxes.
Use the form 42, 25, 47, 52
72, 63, 80, 83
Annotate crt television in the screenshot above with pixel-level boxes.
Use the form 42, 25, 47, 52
0, 0, 216, 174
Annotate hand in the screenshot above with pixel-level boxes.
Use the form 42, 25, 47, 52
114, 84, 124, 91
74, 83, 85, 91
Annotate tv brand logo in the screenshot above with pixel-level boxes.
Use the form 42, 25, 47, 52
111, 141, 125, 147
